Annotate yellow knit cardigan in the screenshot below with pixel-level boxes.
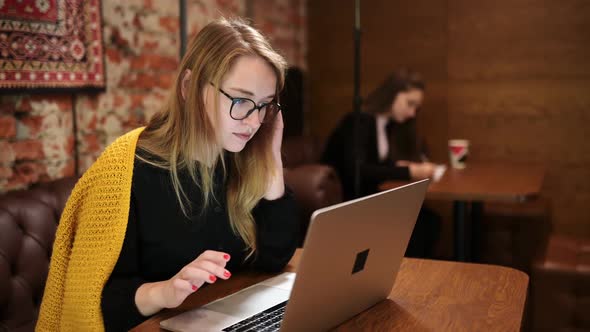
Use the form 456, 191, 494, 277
36, 127, 144, 331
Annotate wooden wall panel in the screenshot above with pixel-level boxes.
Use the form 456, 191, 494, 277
448, 0, 590, 80
448, 81, 590, 163
416, 80, 448, 162
361, 1, 448, 82
308, 0, 354, 143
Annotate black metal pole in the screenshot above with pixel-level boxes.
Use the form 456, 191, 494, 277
179, 0, 187, 58
71, 94, 79, 177
353, 0, 362, 198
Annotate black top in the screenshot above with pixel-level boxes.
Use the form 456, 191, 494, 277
101, 150, 300, 331
321, 112, 411, 200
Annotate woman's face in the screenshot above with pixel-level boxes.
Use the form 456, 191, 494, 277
390, 88, 424, 123
205, 55, 277, 153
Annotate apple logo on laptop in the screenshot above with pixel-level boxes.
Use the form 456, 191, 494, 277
352, 249, 370, 274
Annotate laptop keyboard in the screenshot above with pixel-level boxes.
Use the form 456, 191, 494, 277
222, 300, 288, 332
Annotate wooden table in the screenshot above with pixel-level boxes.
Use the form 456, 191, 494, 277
132, 250, 529, 331
380, 162, 545, 261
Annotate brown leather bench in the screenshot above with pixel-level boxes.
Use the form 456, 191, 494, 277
480, 198, 552, 274
0, 177, 77, 331
531, 234, 590, 331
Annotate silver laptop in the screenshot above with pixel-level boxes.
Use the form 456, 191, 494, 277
160, 179, 429, 332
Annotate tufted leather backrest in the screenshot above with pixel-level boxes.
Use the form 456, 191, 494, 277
282, 135, 321, 169
0, 177, 77, 332
284, 164, 342, 223
281, 135, 342, 245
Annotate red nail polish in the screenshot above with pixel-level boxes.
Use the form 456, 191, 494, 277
223, 254, 230, 260
224, 271, 231, 278
192, 285, 198, 291
209, 275, 217, 282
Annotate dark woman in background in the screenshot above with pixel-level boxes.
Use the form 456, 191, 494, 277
322, 68, 440, 258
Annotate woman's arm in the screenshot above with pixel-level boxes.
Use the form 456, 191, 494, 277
253, 112, 300, 271
102, 195, 233, 330
252, 112, 300, 271
264, 112, 286, 200
251, 188, 300, 272
101, 195, 149, 331
134, 250, 231, 316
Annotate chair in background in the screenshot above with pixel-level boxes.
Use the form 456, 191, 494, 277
282, 135, 343, 245
479, 198, 552, 275
531, 234, 590, 331
477, 198, 552, 331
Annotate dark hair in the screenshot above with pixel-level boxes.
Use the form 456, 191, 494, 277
363, 68, 425, 115
364, 69, 425, 161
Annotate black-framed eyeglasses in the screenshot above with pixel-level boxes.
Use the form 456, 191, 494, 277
218, 88, 281, 123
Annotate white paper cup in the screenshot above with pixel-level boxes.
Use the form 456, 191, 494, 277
448, 139, 469, 169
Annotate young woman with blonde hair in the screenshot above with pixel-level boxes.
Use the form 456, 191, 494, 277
37, 18, 299, 331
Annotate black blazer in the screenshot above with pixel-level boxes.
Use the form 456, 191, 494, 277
321, 112, 411, 200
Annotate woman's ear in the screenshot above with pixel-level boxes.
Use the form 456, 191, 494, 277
180, 69, 192, 100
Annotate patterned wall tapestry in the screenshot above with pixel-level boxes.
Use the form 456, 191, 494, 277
0, 0, 105, 90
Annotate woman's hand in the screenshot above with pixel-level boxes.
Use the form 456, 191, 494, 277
263, 112, 285, 200
396, 160, 437, 180
134, 250, 232, 316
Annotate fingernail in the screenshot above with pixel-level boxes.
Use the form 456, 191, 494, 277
192, 285, 198, 291
223, 271, 231, 278
209, 275, 217, 282
223, 254, 230, 260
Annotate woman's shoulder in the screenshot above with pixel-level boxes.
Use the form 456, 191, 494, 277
334, 112, 376, 133
341, 111, 375, 124
133, 147, 169, 179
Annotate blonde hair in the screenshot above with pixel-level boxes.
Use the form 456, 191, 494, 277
137, 18, 287, 257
